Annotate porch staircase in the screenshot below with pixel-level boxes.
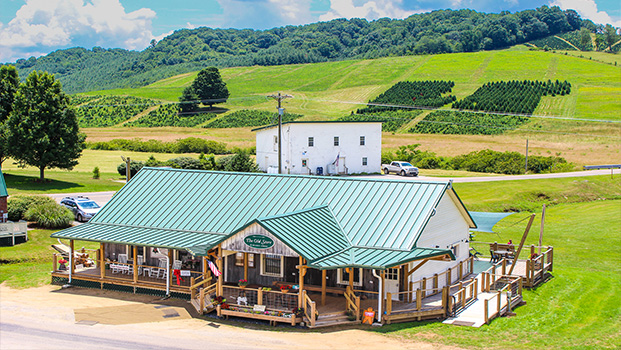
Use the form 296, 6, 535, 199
307, 311, 359, 328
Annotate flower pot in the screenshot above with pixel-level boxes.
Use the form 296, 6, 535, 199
239, 285, 247, 289
59, 263, 67, 271
281, 289, 289, 294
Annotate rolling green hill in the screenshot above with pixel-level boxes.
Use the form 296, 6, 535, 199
83, 47, 621, 122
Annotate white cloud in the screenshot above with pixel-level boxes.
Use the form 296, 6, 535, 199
551, 0, 621, 27
319, 0, 416, 22
0, 0, 156, 62
215, 0, 314, 29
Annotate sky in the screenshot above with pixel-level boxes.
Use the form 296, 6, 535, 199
0, 0, 619, 63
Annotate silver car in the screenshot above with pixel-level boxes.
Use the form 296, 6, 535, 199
60, 197, 102, 222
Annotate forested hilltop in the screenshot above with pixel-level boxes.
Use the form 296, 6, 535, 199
5, 6, 603, 93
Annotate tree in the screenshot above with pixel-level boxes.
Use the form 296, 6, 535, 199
179, 85, 199, 113
604, 24, 619, 52
191, 67, 229, 108
0, 66, 19, 167
7, 71, 85, 180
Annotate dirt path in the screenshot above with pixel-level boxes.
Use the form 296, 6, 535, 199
0, 284, 459, 350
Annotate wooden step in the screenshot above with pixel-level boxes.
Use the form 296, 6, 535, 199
317, 311, 346, 320
310, 318, 360, 328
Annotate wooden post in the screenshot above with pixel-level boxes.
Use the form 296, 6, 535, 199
484, 299, 489, 324
502, 259, 506, 275
508, 214, 536, 275
258, 288, 263, 305
168, 249, 173, 287
433, 274, 438, 294
409, 281, 413, 303
469, 256, 474, 275
474, 278, 478, 298
497, 290, 501, 316
298, 257, 305, 308
70, 240, 75, 274
459, 261, 463, 280
530, 245, 535, 258
100, 243, 105, 279
53, 253, 58, 272
310, 298, 316, 327
386, 293, 392, 315
416, 289, 422, 311
244, 253, 248, 281
442, 286, 448, 317
539, 204, 546, 255
321, 269, 327, 306
202, 256, 207, 280
199, 288, 205, 315
191, 277, 196, 299
347, 267, 354, 289
422, 277, 427, 298
447, 268, 452, 285
216, 245, 223, 295
133, 245, 138, 283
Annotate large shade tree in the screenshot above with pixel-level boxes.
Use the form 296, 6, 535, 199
179, 67, 229, 113
7, 71, 85, 180
0, 66, 20, 167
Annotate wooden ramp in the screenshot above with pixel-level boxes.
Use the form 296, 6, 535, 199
442, 292, 496, 328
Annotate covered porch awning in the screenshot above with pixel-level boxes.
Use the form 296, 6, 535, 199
51, 223, 226, 251
308, 246, 454, 270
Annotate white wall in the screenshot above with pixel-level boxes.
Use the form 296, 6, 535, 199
408, 193, 471, 284
256, 122, 382, 175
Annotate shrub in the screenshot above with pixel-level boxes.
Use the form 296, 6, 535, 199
92, 166, 100, 179
8, 195, 56, 221
225, 152, 259, 172
24, 203, 74, 228
117, 161, 145, 177
166, 157, 204, 170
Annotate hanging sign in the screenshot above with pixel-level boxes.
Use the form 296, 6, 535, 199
244, 234, 274, 249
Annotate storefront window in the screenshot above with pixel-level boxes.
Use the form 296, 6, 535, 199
337, 268, 362, 286
261, 254, 283, 277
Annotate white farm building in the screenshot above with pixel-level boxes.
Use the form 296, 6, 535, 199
253, 121, 382, 175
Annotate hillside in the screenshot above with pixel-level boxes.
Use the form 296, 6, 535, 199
74, 48, 620, 167
5, 6, 595, 94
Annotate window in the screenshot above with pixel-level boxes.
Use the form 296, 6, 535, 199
360, 136, 365, 146
362, 157, 368, 166
236, 253, 255, 267
308, 137, 314, 147
337, 268, 362, 286
333, 136, 339, 146
260, 254, 283, 277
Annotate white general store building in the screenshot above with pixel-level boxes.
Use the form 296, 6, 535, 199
253, 121, 382, 175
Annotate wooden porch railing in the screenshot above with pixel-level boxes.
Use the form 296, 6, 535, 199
190, 275, 213, 299
302, 290, 316, 327
221, 285, 298, 311
406, 255, 474, 300
482, 275, 523, 324
344, 286, 361, 321
448, 277, 478, 316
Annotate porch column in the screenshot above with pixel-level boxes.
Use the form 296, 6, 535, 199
321, 270, 327, 306
244, 253, 248, 281
298, 257, 305, 307
168, 249, 173, 292
133, 246, 138, 284
69, 240, 75, 283
216, 244, 223, 295
202, 256, 207, 280
100, 243, 105, 279
347, 268, 354, 289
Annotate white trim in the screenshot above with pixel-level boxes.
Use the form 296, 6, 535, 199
260, 254, 284, 278
337, 268, 362, 287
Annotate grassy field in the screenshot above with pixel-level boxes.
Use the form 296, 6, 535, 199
374, 200, 621, 349
74, 47, 620, 167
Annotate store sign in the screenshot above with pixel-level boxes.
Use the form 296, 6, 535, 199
244, 234, 274, 249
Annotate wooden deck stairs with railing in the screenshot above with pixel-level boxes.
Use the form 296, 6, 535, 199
308, 310, 359, 328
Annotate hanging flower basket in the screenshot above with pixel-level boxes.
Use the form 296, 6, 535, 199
238, 279, 248, 288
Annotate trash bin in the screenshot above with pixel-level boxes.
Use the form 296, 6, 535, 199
316, 167, 323, 176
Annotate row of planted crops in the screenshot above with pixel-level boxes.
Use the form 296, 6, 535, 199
71, 78, 571, 136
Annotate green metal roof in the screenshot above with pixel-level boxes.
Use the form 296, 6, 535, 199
0, 170, 7, 197
309, 246, 454, 270
52, 168, 472, 269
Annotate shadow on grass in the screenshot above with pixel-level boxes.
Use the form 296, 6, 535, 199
4, 173, 84, 192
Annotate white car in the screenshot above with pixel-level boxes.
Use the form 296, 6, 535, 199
60, 197, 102, 222
382, 161, 419, 176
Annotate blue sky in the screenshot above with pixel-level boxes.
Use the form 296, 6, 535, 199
0, 0, 619, 63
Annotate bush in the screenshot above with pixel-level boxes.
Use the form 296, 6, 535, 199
88, 137, 230, 155
117, 161, 145, 177
92, 166, 100, 179
24, 203, 74, 228
225, 152, 259, 172
7, 195, 56, 221
166, 157, 204, 170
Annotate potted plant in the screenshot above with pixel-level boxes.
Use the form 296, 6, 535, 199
293, 307, 304, 318
58, 258, 68, 270
238, 279, 248, 288
280, 284, 291, 293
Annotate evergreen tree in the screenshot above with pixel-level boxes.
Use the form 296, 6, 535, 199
7, 71, 85, 180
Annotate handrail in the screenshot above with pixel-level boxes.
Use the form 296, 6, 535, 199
344, 286, 360, 321
190, 275, 212, 290
303, 291, 316, 327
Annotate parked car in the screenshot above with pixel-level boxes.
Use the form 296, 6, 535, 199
382, 161, 419, 176
60, 197, 102, 222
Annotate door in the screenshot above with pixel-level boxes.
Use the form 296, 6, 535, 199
385, 268, 400, 301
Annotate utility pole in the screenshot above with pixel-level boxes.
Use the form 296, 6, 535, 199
525, 138, 529, 174
121, 156, 131, 183
267, 93, 293, 174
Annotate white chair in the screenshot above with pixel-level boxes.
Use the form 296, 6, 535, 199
158, 258, 168, 279
172, 259, 182, 270
118, 254, 129, 274
128, 255, 144, 275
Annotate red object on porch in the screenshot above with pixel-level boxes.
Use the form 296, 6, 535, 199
173, 269, 184, 285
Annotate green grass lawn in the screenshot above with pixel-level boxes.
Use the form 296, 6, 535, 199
374, 200, 621, 349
